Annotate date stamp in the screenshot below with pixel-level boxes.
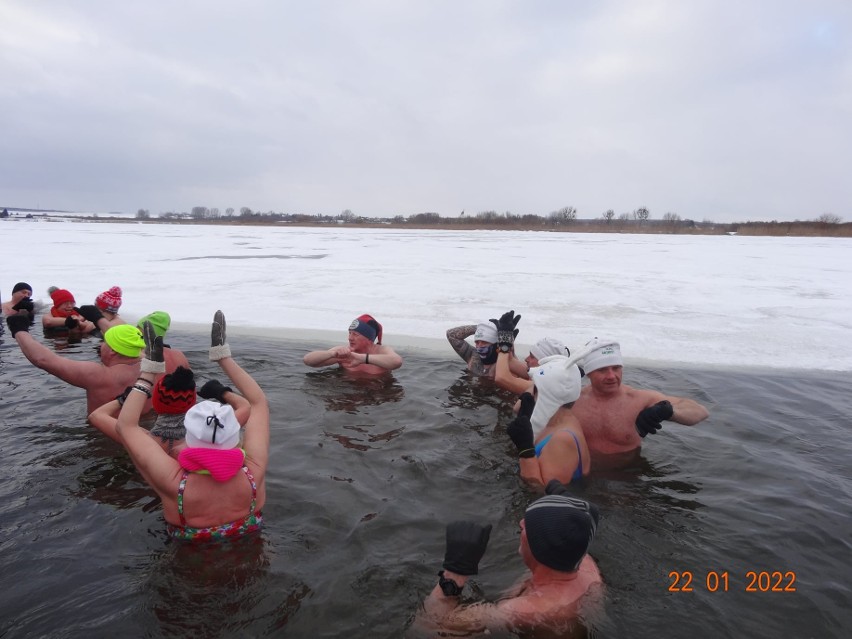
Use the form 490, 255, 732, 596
668, 570, 797, 593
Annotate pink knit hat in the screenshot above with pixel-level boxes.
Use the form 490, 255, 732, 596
96, 286, 123, 313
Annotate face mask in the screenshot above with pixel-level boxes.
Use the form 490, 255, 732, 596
476, 344, 497, 365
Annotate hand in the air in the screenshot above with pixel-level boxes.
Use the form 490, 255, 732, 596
443, 521, 492, 576
140, 321, 166, 374
489, 310, 521, 350
210, 310, 232, 361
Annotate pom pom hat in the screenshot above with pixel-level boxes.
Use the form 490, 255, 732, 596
95, 286, 123, 313
152, 366, 197, 414
49, 288, 75, 307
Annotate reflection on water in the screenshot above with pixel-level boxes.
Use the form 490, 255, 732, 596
146, 536, 312, 635
303, 368, 405, 413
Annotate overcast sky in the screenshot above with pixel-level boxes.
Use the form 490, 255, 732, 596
2, 1, 849, 222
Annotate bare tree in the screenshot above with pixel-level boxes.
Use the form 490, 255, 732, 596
602, 209, 615, 222
136, 209, 150, 219
618, 212, 631, 221
549, 206, 577, 225
816, 213, 842, 224
662, 212, 681, 222
225, 207, 235, 217
633, 207, 650, 221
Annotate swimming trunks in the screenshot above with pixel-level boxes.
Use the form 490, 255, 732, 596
167, 465, 263, 542
534, 430, 585, 482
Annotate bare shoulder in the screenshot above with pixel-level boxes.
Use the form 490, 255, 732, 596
623, 384, 665, 405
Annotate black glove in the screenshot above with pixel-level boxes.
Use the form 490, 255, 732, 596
507, 415, 535, 458
11, 297, 34, 313
635, 400, 674, 437
64, 316, 79, 329
198, 379, 232, 403
75, 305, 104, 324
116, 386, 132, 406
518, 391, 536, 419
443, 521, 492, 576
545, 479, 570, 496
489, 310, 521, 350
6, 312, 32, 337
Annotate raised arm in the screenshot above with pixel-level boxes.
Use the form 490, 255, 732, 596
198, 379, 251, 426
6, 313, 103, 388
415, 521, 498, 634
88, 396, 125, 443
495, 351, 532, 394
209, 311, 269, 472
446, 325, 476, 363
115, 322, 181, 496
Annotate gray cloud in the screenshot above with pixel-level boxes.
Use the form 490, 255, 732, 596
1, 0, 850, 221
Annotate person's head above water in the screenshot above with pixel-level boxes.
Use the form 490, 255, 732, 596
12, 282, 32, 296
137, 311, 171, 339
95, 286, 123, 314
349, 314, 383, 345
528, 354, 584, 435
527, 337, 569, 369
48, 287, 75, 311
581, 337, 622, 374
102, 324, 146, 359
523, 492, 599, 573
184, 400, 241, 449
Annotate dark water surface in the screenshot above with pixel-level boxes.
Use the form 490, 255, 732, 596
1, 328, 850, 638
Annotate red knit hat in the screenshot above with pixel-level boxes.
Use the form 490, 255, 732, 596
96, 286, 123, 313
357, 313, 383, 344
49, 288, 75, 307
152, 366, 197, 415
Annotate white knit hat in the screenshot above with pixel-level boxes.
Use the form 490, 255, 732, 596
473, 322, 498, 343
581, 337, 622, 374
529, 337, 568, 361
529, 355, 583, 436
184, 400, 241, 449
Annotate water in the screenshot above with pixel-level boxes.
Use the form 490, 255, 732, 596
1, 325, 850, 638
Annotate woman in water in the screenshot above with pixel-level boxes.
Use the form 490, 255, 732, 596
114, 310, 269, 542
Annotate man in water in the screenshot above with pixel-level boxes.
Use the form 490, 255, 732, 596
1, 282, 35, 317
415, 484, 602, 635
447, 316, 528, 379
566, 337, 709, 458
303, 314, 402, 374
5, 312, 183, 414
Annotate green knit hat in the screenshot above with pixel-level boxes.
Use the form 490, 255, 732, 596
137, 311, 171, 338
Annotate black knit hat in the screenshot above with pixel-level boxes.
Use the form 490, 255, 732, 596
524, 495, 599, 572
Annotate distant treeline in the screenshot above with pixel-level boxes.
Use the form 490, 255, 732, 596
128, 206, 851, 237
